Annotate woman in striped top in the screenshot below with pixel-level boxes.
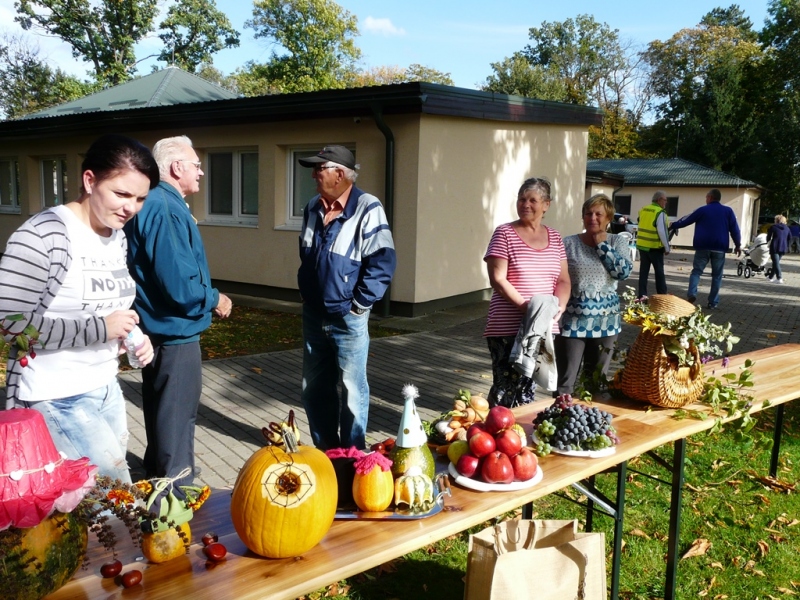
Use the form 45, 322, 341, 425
484, 177, 570, 407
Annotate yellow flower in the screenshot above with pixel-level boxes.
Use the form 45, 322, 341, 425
135, 480, 153, 495
106, 488, 135, 505
186, 485, 211, 511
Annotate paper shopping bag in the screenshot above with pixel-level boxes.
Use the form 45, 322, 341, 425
463, 519, 606, 600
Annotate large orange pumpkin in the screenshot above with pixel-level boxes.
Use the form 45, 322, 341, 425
230, 436, 338, 558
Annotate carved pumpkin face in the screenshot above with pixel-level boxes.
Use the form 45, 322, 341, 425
231, 445, 338, 558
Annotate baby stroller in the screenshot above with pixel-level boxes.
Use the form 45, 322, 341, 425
737, 233, 772, 278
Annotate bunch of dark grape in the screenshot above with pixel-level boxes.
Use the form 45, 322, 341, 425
533, 394, 619, 455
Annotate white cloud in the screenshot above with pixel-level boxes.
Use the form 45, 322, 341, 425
363, 16, 406, 37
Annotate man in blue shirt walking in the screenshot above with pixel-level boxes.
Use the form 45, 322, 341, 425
669, 189, 741, 309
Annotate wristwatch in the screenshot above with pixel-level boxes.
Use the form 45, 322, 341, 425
351, 304, 368, 315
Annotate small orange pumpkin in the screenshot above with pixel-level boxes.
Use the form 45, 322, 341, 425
141, 522, 191, 564
231, 428, 337, 558
352, 452, 394, 512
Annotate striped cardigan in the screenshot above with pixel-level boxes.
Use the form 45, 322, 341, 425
0, 208, 109, 409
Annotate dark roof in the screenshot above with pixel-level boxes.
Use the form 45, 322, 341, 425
0, 71, 603, 141
22, 67, 237, 119
586, 158, 761, 189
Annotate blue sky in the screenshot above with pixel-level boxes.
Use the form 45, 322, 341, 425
0, 0, 771, 89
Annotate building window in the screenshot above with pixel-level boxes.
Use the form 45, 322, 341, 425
41, 158, 68, 208
614, 195, 631, 216
0, 159, 20, 212
286, 146, 356, 229
206, 150, 258, 224
665, 196, 679, 218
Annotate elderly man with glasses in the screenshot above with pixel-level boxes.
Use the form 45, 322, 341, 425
125, 135, 232, 497
297, 145, 396, 450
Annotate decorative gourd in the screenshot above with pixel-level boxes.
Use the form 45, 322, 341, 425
394, 466, 435, 513
141, 522, 191, 564
0, 511, 88, 600
352, 452, 394, 512
389, 384, 436, 480
231, 429, 338, 558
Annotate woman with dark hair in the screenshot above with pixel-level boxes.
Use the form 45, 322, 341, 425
0, 134, 160, 483
483, 177, 570, 407
555, 194, 632, 396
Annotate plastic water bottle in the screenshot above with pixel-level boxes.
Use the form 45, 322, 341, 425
125, 326, 146, 369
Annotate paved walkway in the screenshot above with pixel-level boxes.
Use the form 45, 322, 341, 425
122, 247, 800, 489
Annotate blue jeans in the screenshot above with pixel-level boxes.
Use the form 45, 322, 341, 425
638, 248, 667, 297
20, 380, 131, 483
770, 252, 784, 279
688, 250, 727, 308
302, 304, 371, 450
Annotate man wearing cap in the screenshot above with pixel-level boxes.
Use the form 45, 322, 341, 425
297, 145, 396, 450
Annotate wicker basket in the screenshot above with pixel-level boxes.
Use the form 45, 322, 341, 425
613, 329, 704, 408
647, 294, 696, 318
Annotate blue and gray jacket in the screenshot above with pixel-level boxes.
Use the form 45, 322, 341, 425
298, 186, 396, 317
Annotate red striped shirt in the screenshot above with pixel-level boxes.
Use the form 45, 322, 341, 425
483, 223, 566, 337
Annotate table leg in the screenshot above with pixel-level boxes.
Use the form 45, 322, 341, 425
664, 438, 686, 600
585, 474, 596, 532
522, 501, 533, 520
770, 404, 786, 478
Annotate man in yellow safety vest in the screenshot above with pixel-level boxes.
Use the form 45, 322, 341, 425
636, 191, 671, 299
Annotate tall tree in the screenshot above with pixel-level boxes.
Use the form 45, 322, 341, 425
641, 18, 764, 172
521, 14, 626, 106
241, 0, 361, 94
0, 32, 93, 119
481, 54, 568, 101
157, 0, 240, 73
349, 63, 454, 87
14, 0, 159, 85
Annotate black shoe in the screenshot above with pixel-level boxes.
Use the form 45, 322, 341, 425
706, 304, 717, 310
687, 296, 697, 304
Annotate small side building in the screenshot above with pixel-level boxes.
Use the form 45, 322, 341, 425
0, 68, 603, 316
586, 158, 763, 246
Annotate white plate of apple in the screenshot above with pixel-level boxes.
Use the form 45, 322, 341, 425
446, 405, 544, 492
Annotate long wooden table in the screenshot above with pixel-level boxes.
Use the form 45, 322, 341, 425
47, 344, 800, 600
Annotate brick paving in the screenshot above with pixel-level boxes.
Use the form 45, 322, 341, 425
123, 247, 800, 489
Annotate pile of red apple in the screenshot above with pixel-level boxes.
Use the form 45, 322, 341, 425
454, 406, 538, 484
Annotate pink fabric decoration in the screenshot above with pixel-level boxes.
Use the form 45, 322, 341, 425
353, 451, 393, 475
324, 447, 366, 460
0, 408, 97, 531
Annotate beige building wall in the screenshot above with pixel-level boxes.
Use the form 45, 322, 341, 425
410, 115, 589, 305
620, 186, 758, 249
0, 111, 593, 310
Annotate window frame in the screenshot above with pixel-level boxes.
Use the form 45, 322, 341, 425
204, 148, 259, 227
665, 196, 679, 218
613, 194, 632, 216
40, 157, 68, 209
0, 158, 21, 213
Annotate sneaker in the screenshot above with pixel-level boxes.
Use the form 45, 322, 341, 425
777, 279, 785, 284
687, 296, 697, 304
706, 304, 717, 310
769, 276, 776, 282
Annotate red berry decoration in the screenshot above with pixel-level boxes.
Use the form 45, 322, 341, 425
203, 542, 227, 562
201, 532, 218, 546
121, 570, 142, 588
29, 350, 36, 359
19, 356, 28, 368
100, 559, 122, 578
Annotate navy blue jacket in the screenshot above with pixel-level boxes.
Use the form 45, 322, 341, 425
670, 201, 741, 252
298, 186, 396, 317
768, 223, 792, 254
125, 182, 219, 344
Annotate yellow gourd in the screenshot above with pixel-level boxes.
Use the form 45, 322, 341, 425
231, 429, 337, 558
352, 452, 394, 512
394, 466, 435, 512
141, 522, 190, 564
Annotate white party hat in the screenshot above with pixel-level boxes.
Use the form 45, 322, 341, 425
395, 384, 428, 448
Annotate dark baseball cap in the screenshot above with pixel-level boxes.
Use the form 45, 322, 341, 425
298, 145, 356, 170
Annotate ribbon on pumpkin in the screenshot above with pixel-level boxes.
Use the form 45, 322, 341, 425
141, 468, 194, 533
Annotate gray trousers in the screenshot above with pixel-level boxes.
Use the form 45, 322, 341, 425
141, 341, 202, 494
554, 334, 618, 396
